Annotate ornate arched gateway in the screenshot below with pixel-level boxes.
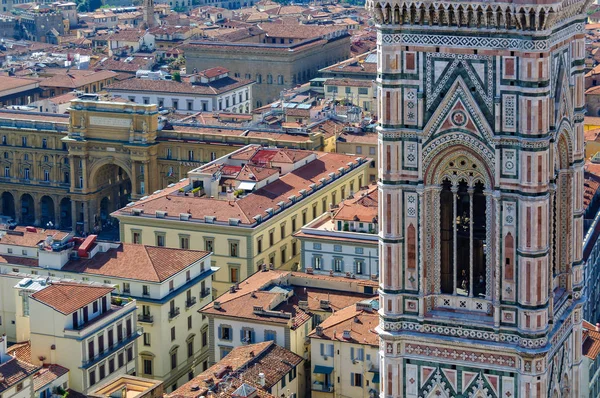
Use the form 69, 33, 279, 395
367, 0, 589, 396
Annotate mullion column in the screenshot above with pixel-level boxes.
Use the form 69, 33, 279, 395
451, 184, 458, 295
468, 187, 474, 298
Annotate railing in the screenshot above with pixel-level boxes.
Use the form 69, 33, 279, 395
169, 307, 180, 320
186, 297, 197, 308
138, 314, 154, 323
312, 382, 334, 392
80, 327, 142, 369
434, 295, 492, 315
200, 288, 211, 298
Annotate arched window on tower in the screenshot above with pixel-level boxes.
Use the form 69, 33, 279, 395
439, 179, 487, 297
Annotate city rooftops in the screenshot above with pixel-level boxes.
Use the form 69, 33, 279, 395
583, 321, 600, 360
106, 72, 253, 96
308, 299, 378, 346
61, 243, 211, 282
113, 144, 370, 227
171, 341, 302, 398
201, 269, 376, 326
0, 227, 72, 248
31, 282, 114, 315
0, 357, 39, 393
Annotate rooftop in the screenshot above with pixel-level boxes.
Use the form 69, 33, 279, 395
38, 70, 117, 89
61, 244, 210, 283
113, 145, 369, 227
0, 357, 39, 393
33, 365, 69, 392
201, 269, 375, 326
107, 75, 253, 96
583, 321, 600, 360
31, 282, 114, 315
308, 300, 378, 346
0, 227, 71, 248
171, 341, 302, 398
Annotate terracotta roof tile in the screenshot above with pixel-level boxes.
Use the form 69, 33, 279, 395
61, 244, 210, 283
583, 321, 600, 359
33, 365, 69, 391
171, 341, 302, 398
31, 282, 114, 315
0, 357, 39, 393
333, 185, 378, 223
0, 227, 71, 248
38, 70, 117, 89
308, 301, 378, 346
107, 75, 253, 96
6, 342, 31, 363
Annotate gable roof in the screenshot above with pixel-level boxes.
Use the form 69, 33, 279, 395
61, 244, 210, 283
0, 357, 39, 392
31, 282, 114, 315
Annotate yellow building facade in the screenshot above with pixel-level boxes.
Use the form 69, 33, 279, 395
0, 101, 334, 235
113, 145, 371, 295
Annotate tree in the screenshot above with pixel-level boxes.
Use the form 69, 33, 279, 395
172, 71, 181, 82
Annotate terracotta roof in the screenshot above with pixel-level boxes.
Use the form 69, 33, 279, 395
38, 70, 117, 89
338, 131, 378, 145
325, 78, 372, 87
200, 66, 229, 78
6, 342, 31, 363
107, 29, 147, 42
333, 186, 378, 223
237, 164, 278, 182
61, 244, 210, 283
0, 357, 39, 393
308, 301, 378, 346
258, 22, 342, 39
31, 282, 114, 315
583, 321, 600, 360
0, 227, 70, 248
171, 341, 302, 398
107, 76, 252, 96
33, 365, 69, 391
116, 151, 369, 225
0, 110, 69, 124
586, 85, 600, 95
202, 269, 374, 324
584, 177, 600, 210
0, 76, 39, 93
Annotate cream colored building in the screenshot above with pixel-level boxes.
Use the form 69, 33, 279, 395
113, 144, 371, 295
323, 79, 376, 115
200, 269, 377, 398
29, 282, 139, 395
0, 334, 39, 398
0, 226, 215, 393
309, 301, 379, 398
0, 101, 339, 235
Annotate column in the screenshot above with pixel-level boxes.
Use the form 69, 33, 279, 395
69, 156, 76, 190
417, 185, 425, 319
432, 186, 442, 295
468, 187, 474, 298
493, 191, 501, 327
71, 199, 77, 231
54, 196, 61, 228
15, 193, 21, 224
81, 156, 88, 192
451, 184, 458, 295
83, 201, 89, 233
143, 161, 149, 195
131, 161, 138, 197
34, 195, 41, 227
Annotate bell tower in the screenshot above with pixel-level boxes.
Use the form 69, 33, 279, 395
143, 0, 156, 29
366, 0, 592, 396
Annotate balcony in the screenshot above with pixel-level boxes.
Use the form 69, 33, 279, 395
138, 314, 154, 323
312, 382, 334, 393
65, 300, 136, 337
80, 326, 142, 369
200, 288, 211, 298
186, 297, 197, 309
169, 307, 180, 320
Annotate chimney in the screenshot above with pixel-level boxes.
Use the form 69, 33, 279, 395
259, 373, 266, 387
230, 285, 236, 293
596, 323, 600, 332
213, 301, 221, 310
315, 326, 323, 336
269, 263, 274, 270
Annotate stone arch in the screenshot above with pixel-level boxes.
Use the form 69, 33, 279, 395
40, 195, 55, 228
424, 144, 494, 188
20, 193, 35, 225
1, 192, 15, 220
59, 197, 71, 230
88, 158, 132, 188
